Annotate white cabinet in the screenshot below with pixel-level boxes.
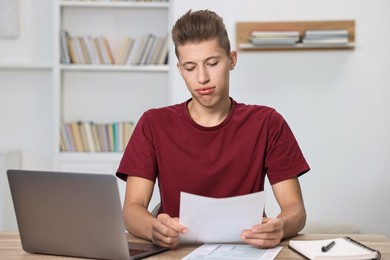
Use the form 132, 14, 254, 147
53, 1, 171, 172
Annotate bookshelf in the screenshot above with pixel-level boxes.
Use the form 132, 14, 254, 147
53, 0, 171, 171
236, 20, 355, 51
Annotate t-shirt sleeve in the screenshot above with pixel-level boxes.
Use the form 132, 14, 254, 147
265, 111, 310, 185
116, 112, 158, 182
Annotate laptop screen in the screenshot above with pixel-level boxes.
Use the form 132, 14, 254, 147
7, 169, 168, 260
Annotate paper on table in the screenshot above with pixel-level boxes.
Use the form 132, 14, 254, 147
182, 244, 282, 260
179, 191, 266, 243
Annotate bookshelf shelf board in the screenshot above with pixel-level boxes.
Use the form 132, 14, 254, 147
58, 152, 123, 162
59, 1, 169, 9
60, 64, 169, 72
0, 63, 52, 70
236, 20, 355, 51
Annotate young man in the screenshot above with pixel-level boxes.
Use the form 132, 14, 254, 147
117, 9, 310, 249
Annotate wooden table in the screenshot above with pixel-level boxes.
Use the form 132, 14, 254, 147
1, 232, 389, 259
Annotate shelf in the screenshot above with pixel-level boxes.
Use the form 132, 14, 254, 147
236, 20, 355, 51
58, 152, 123, 162
0, 63, 52, 70
54, 0, 171, 164
239, 42, 355, 51
59, 1, 169, 9
60, 64, 169, 72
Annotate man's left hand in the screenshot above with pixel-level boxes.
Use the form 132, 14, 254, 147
240, 217, 284, 248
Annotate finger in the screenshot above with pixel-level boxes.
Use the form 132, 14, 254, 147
152, 230, 180, 248
241, 229, 280, 248
158, 214, 187, 234
252, 218, 283, 233
154, 216, 181, 238
243, 236, 280, 249
241, 229, 273, 240
152, 218, 181, 248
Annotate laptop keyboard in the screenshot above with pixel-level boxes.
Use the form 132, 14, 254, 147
129, 248, 149, 256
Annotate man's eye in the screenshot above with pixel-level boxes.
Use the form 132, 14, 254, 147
208, 62, 218, 66
185, 67, 195, 71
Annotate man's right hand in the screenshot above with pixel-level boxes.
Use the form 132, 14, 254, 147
151, 213, 188, 248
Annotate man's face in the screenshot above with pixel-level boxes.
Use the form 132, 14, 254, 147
177, 38, 236, 109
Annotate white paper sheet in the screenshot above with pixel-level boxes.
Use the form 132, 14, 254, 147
179, 191, 266, 243
182, 244, 282, 260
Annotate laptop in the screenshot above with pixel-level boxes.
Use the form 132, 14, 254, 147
7, 169, 169, 260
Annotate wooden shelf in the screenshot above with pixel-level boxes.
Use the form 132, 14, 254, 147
236, 20, 355, 51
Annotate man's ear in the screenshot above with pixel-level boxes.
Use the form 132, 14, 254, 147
229, 51, 237, 70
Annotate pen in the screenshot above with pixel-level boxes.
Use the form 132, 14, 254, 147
321, 240, 335, 252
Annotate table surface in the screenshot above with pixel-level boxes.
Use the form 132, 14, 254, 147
1, 232, 389, 259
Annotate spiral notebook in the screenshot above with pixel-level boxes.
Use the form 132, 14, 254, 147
288, 236, 381, 259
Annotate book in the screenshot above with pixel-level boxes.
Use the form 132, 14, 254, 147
156, 35, 169, 65
79, 37, 91, 64
249, 30, 300, 46
86, 36, 101, 64
148, 36, 164, 64
95, 37, 109, 64
91, 123, 102, 152
131, 34, 149, 65
122, 121, 133, 149
100, 35, 115, 64
81, 121, 96, 152
64, 123, 76, 151
69, 121, 85, 152
251, 30, 300, 38
302, 38, 349, 45
141, 34, 156, 65
93, 37, 105, 64
288, 236, 381, 259
251, 37, 299, 45
60, 121, 134, 152
67, 37, 77, 64
116, 37, 135, 65
60, 126, 71, 152
301, 28, 350, 47
60, 30, 71, 64
304, 29, 349, 38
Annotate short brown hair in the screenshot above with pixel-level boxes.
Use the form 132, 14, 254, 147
171, 9, 231, 58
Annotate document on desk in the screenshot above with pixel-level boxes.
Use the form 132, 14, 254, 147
182, 244, 282, 260
179, 191, 266, 243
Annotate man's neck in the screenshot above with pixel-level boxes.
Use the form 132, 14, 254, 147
187, 98, 232, 127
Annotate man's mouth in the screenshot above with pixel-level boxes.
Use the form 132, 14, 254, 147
195, 87, 215, 95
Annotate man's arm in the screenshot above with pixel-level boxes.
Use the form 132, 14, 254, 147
272, 177, 306, 238
241, 177, 306, 248
122, 176, 187, 248
122, 176, 156, 240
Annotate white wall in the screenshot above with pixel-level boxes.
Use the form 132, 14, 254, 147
0, 0, 389, 237
0, 0, 53, 171
170, 0, 390, 236
0, 0, 52, 63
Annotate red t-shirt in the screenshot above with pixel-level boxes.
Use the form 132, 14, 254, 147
117, 99, 310, 217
